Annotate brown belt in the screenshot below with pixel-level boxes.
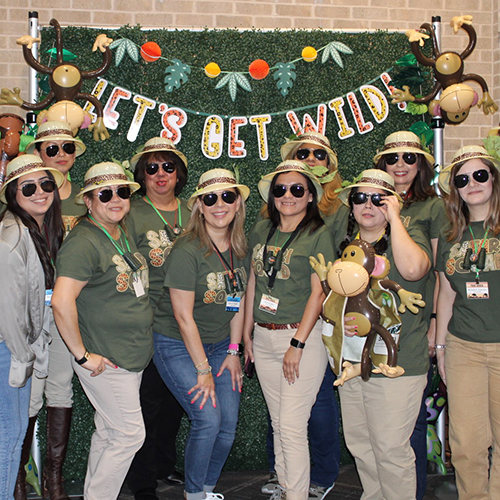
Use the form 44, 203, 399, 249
257, 322, 300, 330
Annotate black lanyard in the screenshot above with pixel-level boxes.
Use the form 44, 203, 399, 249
211, 240, 244, 294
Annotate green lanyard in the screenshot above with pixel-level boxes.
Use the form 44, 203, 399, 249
144, 195, 182, 235
465, 225, 489, 282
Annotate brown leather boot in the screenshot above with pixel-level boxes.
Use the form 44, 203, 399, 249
14, 416, 37, 500
42, 407, 72, 500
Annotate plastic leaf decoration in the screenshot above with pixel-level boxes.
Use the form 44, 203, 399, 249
215, 72, 252, 102
395, 53, 417, 66
112, 158, 135, 179
405, 102, 428, 115
390, 66, 427, 89
273, 62, 296, 97
321, 41, 353, 68
46, 48, 77, 61
483, 136, 500, 163
409, 122, 434, 146
110, 38, 139, 66
164, 59, 191, 93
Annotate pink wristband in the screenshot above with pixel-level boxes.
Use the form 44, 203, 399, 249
229, 343, 239, 351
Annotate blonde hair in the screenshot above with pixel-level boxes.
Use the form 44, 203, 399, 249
185, 193, 248, 260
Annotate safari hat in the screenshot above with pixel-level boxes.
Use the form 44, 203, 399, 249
338, 169, 403, 206
188, 168, 250, 210
0, 154, 65, 203
25, 121, 86, 156
75, 162, 141, 204
373, 131, 434, 165
130, 137, 188, 170
438, 145, 500, 194
258, 160, 323, 203
280, 131, 338, 181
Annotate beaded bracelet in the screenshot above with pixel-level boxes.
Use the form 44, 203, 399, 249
195, 357, 208, 368
227, 349, 240, 356
434, 344, 446, 350
196, 365, 213, 376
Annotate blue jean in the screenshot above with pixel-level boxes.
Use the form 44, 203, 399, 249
153, 334, 240, 499
0, 341, 31, 500
266, 366, 340, 488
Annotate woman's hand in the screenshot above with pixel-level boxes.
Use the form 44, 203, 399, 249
188, 373, 217, 410
84, 353, 117, 377
380, 194, 401, 225
244, 336, 254, 364
436, 350, 446, 385
343, 315, 358, 337
283, 345, 303, 384
217, 354, 243, 393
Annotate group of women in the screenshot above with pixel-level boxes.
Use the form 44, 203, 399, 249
0, 119, 498, 500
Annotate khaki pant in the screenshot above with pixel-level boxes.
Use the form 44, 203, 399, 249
339, 374, 426, 500
446, 333, 500, 500
73, 360, 145, 500
253, 321, 327, 500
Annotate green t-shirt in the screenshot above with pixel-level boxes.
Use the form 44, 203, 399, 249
332, 224, 432, 376
153, 235, 249, 344
56, 218, 154, 371
436, 221, 500, 343
127, 197, 191, 309
61, 182, 87, 237
249, 220, 335, 324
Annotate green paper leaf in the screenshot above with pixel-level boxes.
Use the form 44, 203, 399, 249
46, 47, 77, 61
164, 58, 191, 93
483, 136, 500, 162
405, 102, 428, 115
321, 41, 353, 68
273, 62, 296, 96
395, 53, 417, 66
409, 122, 434, 146
110, 38, 139, 66
214, 72, 251, 102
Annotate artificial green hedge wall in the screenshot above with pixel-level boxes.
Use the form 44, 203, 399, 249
31, 24, 431, 479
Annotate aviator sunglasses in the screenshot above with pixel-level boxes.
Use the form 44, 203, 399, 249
385, 152, 417, 165
202, 191, 237, 207
295, 148, 328, 161
272, 184, 308, 198
351, 192, 386, 207
42, 143, 76, 158
18, 179, 56, 197
97, 186, 132, 203
145, 162, 176, 175
454, 169, 490, 189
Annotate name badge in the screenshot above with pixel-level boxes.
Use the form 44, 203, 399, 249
466, 281, 489, 299
226, 295, 241, 312
133, 273, 145, 298
45, 289, 53, 306
259, 293, 279, 315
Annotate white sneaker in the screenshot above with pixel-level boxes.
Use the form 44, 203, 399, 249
261, 472, 279, 494
308, 483, 334, 500
205, 493, 224, 499
270, 484, 287, 500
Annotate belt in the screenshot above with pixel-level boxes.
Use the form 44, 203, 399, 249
257, 322, 300, 330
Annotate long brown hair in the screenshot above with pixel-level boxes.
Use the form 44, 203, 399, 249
184, 191, 248, 260
445, 159, 500, 242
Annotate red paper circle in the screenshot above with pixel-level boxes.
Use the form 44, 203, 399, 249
249, 59, 269, 80
141, 42, 162, 62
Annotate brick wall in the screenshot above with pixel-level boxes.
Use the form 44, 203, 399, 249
0, 0, 498, 163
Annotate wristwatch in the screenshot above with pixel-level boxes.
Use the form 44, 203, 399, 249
290, 338, 306, 349
75, 351, 90, 365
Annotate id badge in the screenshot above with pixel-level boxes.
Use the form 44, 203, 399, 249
259, 293, 279, 315
45, 289, 53, 306
226, 295, 241, 312
133, 273, 145, 298
466, 281, 489, 299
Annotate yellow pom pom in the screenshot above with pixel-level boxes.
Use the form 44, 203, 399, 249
302, 46, 317, 62
205, 62, 221, 78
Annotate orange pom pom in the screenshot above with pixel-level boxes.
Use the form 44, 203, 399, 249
249, 59, 269, 80
302, 46, 317, 62
141, 42, 162, 62
205, 62, 221, 78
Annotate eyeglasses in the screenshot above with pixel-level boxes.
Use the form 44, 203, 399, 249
145, 162, 176, 175
351, 192, 386, 207
454, 169, 490, 189
295, 148, 328, 161
18, 179, 56, 197
201, 191, 237, 207
42, 143, 76, 158
96, 186, 131, 203
385, 152, 417, 165
272, 184, 308, 198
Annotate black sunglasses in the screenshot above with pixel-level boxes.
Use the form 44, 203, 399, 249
202, 191, 237, 207
43, 143, 76, 158
351, 192, 386, 207
272, 184, 308, 198
295, 148, 328, 161
145, 162, 176, 175
97, 186, 132, 203
385, 152, 417, 165
454, 169, 490, 189
19, 179, 56, 197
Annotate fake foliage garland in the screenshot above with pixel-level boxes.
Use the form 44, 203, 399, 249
35, 25, 430, 480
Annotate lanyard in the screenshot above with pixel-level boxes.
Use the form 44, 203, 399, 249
464, 225, 489, 282
263, 219, 304, 291
211, 240, 244, 295
144, 195, 182, 235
